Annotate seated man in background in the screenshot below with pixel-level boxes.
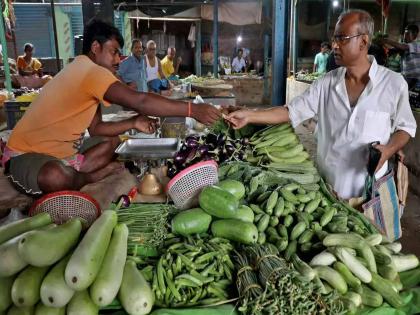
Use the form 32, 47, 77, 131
232, 49, 246, 73
15, 43, 52, 89
145, 40, 169, 93
117, 39, 148, 92
161, 47, 182, 79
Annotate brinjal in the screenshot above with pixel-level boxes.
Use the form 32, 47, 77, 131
185, 137, 199, 148
217, 134, 227, 146
198, 144, 210, 156
225, 144, 236, 155
174, 150, 188, 166
167, 166, 178, 178
205, 133, 218, 146
185, 135, 199, 142
185, 147, 198, 164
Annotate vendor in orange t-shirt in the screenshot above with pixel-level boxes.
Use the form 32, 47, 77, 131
3, 20, 221, 195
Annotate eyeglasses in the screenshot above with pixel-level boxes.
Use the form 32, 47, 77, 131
331, 34, 366, 44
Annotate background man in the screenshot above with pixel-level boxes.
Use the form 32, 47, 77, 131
145, 40, 168, 93
118, 39, 148, 92
232, 48, 246, 73
226, 10, 416, 201
161, 47, 182, 79
313, 42, 330, 74
382, 24, 420, 89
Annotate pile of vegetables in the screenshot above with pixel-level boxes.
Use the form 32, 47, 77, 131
295, 71, 324, 82
235, 245, 344, 315
0, 211, 154, 315
145, 234, 235, 308
167, 133, 251, 178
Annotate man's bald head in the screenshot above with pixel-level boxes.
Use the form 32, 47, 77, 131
337, 10, 374, 47
167, 47, 176, 61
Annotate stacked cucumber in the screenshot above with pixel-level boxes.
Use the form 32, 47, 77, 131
0, 211, 154, 315
248, 124, 313, 168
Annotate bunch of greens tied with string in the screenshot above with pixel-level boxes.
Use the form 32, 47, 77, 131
116, 204, 174, 255
235, 244, 345, 315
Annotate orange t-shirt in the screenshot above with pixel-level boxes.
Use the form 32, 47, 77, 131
8, 55, 118, 159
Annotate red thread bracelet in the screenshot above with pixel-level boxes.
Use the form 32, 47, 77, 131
188, 102, 192, 117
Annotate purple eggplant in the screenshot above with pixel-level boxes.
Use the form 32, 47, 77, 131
185, 137, 199, 148
185, 147, 198, 164
118, 195, 131, 208
205, 133, 218, 146
174, 150, 189, 166
198, 144, 210, 156
185, 135, 199, 142
217, 134, 227, 146
225, 143, 236, 155
167, 166, 178, 178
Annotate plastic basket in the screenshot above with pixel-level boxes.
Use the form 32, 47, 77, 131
5, 101, 30, 130
166, 160, 219, 210
29, 191, 101, 228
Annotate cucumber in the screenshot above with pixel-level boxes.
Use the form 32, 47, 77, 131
0, 234, 28, 277
66, 290, 98, 315
257, 232, 266, 244
369, 273, 404, 308
6, 306, 34, 315
90, 224, 128, 307
291, 254, 315, 281
298, 230, 314, 244
280, 188, 299, 204
34, 303, 65, 315
333, 262, 361, 289
171, 208, 212, 236
0, 276, 14, 311
40, 256, 74, 308
257, 214, 270, 232
304, 198, 321, 214
360, 284, 383, 307
285, 240, 297, 261
199, 186, 239, 219
211, 219, 258, 245
269, 216, 279, 227
119, 260, 154, 315
273, 197, 285, 217
12, 266, 49, 307
314, 266, 348, 294
0, 213, 52, 245
234, 205, 254, 223
18, 218, 82, 267
217, 180, 245, 200
65, 210, 117, 290
290, 222, 306, 240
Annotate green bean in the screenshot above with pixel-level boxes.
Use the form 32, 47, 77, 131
176, 273, 203, 286
178, 253, 196, 269
165, 272, 182, 301
157, 258, 166, 294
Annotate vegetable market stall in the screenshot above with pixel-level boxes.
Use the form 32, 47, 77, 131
221, 74, 269, 107
2, 121, 420, 315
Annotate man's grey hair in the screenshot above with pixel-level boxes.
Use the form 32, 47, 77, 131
146, 40, 156, 49
338, 9, 374, 46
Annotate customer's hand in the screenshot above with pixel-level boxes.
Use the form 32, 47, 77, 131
225, 110, 252, 129
192, 103, 221, 125
373, 143, 393, 173
134, 115, 158, 134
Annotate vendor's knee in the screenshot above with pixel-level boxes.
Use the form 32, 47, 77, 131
37, 161, 75, 192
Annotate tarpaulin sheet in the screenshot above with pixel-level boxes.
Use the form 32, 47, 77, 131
201, 2, 262, 25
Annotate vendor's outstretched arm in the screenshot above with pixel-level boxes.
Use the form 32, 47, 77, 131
104, 81, 221, 125
382, 39, 409, 51
226, 106, 290, 129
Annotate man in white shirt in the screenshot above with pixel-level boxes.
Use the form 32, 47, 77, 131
226, 10, 416, 200
232, 49, 247, 73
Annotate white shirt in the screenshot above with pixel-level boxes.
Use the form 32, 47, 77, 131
288, 56, 417, 199
146, 56, 159, 82
232, 57, 246, 72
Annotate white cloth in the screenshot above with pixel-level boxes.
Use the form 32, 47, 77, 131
201, 2, 262, 25
288, 56, 417, 199
188, 24, 196, 48
145, 56, 159, 82
232, 57, 246, 73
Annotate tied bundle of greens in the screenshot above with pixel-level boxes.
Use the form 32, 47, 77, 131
116, 204, 174, 255
235, 245, 345, 315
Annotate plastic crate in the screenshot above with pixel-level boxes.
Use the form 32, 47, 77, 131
4, 101, 30, 129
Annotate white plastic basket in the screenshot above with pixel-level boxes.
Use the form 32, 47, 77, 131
166, 160, 219, 210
